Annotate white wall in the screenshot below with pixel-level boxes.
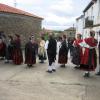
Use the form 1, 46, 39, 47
83, 0, 100, 39
77, 0, 100, 39
76, 16, 84, 38
93, 0, 100, 25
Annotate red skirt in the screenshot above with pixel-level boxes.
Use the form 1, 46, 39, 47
80, 48, 97, 71
0, 43, 6, 57
58, 53, 68, 64
13, 49, 23, 65
25, 54, 36, 65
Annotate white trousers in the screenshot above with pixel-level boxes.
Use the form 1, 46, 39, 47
48, 62, 56, 71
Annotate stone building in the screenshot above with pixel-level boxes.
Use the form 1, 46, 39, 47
0, 3, 43, 44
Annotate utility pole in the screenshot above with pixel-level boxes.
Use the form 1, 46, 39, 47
73, 24, 74, 33
14, 0, 17, 7
73, 24, 74, 29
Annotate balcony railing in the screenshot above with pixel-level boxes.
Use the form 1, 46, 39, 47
85, 17, 93, 28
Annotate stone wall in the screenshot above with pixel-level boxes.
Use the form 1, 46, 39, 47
0, 12, 42, 45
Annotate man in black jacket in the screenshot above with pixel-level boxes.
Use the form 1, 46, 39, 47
45, 34, 57, 73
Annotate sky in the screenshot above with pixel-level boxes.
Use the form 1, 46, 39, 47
0, 0, 91, 30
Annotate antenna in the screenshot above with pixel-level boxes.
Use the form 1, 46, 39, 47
14, 0, 17, 7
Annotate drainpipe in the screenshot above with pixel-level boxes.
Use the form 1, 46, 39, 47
98, 0, 100, 16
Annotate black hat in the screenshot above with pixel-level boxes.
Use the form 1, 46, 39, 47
90, 30, 95, 36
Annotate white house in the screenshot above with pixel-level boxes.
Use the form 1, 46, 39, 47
76, 0, 100, 39
83, 0, 100, 39
76, 15, 84, 37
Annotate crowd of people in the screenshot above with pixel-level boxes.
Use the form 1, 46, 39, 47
0, 30, 100, 78
0, 33, 23, 65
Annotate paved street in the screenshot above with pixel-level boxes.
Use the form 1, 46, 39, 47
0, 58, 100, 100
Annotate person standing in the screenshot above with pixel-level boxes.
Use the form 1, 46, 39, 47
96, 31, 100, 75
0, 37, 6, 60
12, 34, 23, 65
45, 34, 57, 73
72, 34, 83, 68
38, 37, 46, 63
57, 36, 62, 55
25, 36, 37, 67
58, 35, 68, 68
80, 31, 98, 77
68, 37, 74, 58
5, 35, 14, 63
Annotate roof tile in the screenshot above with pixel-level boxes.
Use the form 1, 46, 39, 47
0, 3, 43, 19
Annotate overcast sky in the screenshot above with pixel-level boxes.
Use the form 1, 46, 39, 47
0, 0, 91, 30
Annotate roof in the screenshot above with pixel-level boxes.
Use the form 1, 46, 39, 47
76, 15, 84, 21
42, 28, 54, 33
0, 3, 43, 19
64, 27, 76, 31
83, 0, 97, 13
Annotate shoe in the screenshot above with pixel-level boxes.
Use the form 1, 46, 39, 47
83, 72, 90, 78
5, 60, 9, 63
27, 64, 32, 68
52, 69, 56, 72
46, 70, 52, 73
74, 66, 80, 69
60, 65, 65, 68
0, 57, 4, 60
39, 61, 44, 63
96, 72, 100, 76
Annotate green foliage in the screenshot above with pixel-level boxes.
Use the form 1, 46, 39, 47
44, 32, 49, 40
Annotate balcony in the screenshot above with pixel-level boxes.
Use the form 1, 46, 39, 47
85, 17, 93, 28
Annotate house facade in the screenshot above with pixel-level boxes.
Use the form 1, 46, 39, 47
76, 15, 84, 37
76, 0, 100, 39
83, 0, 99, 38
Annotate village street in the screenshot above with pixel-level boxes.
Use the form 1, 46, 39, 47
0, 0, 100, 100
0, 57, 100, 100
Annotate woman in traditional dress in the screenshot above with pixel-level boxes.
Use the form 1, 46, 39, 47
68, 37, 75, 58
57, 36, 62, 55
25, 36, 37, 67
0, 37, 6, 60
80, 31, 98, 77
72, 34, 83, 68
38, 37, 46, 63
12, 34, 23, 65
58, 35, 68, 68
96, 31, 100, 75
